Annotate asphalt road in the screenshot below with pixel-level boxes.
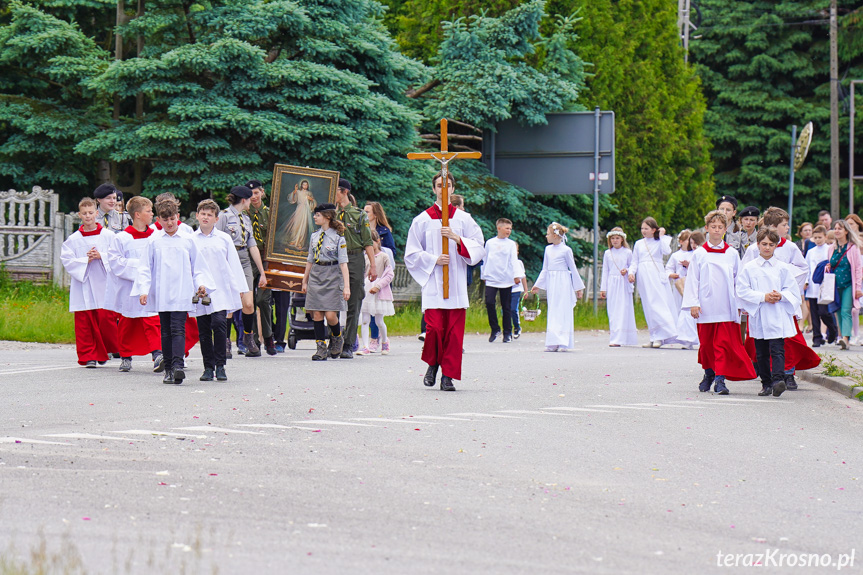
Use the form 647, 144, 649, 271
1, 332, 861, 574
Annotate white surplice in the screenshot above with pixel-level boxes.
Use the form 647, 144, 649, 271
804, 243, 830, 299
404, 205, 486, 311
105, 229, 157, 318
131, 231, 215, 313
535, 242, 586, 348
189, 228, 247, 317
681, 243, 740, 324
736, 256, 801, 339
481, 237, 519, 288
665, 249, 698, 345
631, 236, 678, 343
61, 227, 113, 312
600, 247, 638, 346
742, 238, 807, 315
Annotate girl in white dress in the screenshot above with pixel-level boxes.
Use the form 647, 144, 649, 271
630, 217, 679, 348
666, 230, 702, 349
599, 228, 638, 346
530, 222, 586, 351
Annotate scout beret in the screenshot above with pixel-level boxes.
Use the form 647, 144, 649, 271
245, 179, 263, 190
716, 195, 738, 209
314, 203, 336, 213
739, 206, 760, 219
93, 183, 118, 199
230, 185, 253, 199
337, 178, 352, 191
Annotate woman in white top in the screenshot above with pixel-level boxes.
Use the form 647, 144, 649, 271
531, 222, 585, 351
665, 230, 701, 349
599, 228, 638, 346
629, 217, 678, 348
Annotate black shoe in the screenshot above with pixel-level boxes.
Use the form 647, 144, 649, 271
714, 379, 730, 395
423, 364, 439, 387
226, 339, 233, 360
513, 327, 521, 339
339, 348, 353, 359
489, 330, 501, 343
772, 379, 787, 396
85, 360, 97, 368
173, 368, 185, 384
785, 374, 798, 390
119, 358, 132, 372
215, 365, 227, 381
111, 352, 121, 359
827, 335, 837, 345
812, 340, 823, 348
162, 369, 175, 384
503, 334, 512, 343
265, 336, 277, 356
698, 374, 713, 392
97, 361, 107, 365
758, 386, 773, 396
200, 368, 214, 381
440, 376, 456, 391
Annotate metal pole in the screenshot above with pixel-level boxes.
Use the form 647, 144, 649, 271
830, 0, 840, 219
852, 82, 858, 215
789, 124, 797, 231
593, 107, 601, 315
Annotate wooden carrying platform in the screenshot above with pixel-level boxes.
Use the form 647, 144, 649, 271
264, 261, 305, 293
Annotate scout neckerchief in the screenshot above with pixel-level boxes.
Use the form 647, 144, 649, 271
103, 211, 110, 228
313, 228, 326, 263
252, 206, 263, 244
234, 206, 247, 248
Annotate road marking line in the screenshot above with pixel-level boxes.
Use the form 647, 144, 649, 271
586, 405, 659, 410
235, 424, 333, 431
448, 413, 526, 419
299, 420, 377, 427
542, 407, 616, 413
628, 403, 707, 409
115, 429, 208, 438
0, 365, 81, 376
42, 433, 134, 441
349, 418, 419, 424
0, 437, 72, 445
406, 415, 472, 421
496, 410, 581, 416
173, 426, 265, 434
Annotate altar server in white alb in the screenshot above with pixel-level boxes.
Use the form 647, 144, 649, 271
599, 227, 637, 347
530, 222, 585, 352
630, 217, 679, 348
736, 227, 802, 397
481, 217, 520, 343
133, 199, 214, 385
190, 199, 247, 382
665, 230, 702, 349
61, 197, 117, 367
105, 195, 163, 373
404, 171, 486, 392
150, 192, 195, 235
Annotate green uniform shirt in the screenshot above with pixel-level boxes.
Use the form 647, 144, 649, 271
337, 204, 373, 251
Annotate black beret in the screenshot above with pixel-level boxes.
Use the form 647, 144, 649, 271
246, 179, 263, 190
739, 206, 760, 219
314, 203, 336, 214
230, 185, 253, 199
93, 183, 117, 199
337, 178, 352, 191
716, 195, 738, 209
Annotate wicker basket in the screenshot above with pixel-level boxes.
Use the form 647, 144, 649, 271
521, 294, 542, 322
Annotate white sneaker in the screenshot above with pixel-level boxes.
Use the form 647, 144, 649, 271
642, 341, 654, 348
418, 332, 426, 341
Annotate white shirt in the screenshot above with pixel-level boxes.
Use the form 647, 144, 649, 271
61, 227, 113, 312
481, 237, 519, 288
737, 256, 801, 339
804, 243, 830, 298
105, 228, 157, 318
132, 230, 215, 312
742, 238, 807, 292
404, 204, 486, 311
190, 228, 248, 315
512, 259, 526, 293
681, 243, 741, 323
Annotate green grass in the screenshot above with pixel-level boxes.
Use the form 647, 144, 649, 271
0, 272, 74, 344
818, 353, 852, 378
386, 299, 648, 336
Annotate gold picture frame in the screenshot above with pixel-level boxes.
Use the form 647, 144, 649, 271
266, 164, 340, 266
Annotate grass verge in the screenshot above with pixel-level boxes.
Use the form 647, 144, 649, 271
0, 272, 74, 344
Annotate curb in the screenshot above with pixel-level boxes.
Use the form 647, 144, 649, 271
797, 369, 862, 400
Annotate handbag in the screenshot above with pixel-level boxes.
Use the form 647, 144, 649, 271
674, 277, 686, 296
818, 272, 836, 305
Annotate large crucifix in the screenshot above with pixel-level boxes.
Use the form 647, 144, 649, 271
407, 118, 482, 299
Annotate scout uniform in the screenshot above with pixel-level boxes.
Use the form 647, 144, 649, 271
215, 204, 257, 291
249, 195, 276, 354
336, 190, 373, 357
97, 206, 131, 233
305, 227, 349, 312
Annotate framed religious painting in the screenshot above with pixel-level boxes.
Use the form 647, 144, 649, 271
264, 164, 339, 291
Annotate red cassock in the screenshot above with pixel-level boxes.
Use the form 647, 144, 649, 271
74, 310, 111, 365
98, 309, 120, 355
744, 322, 820, 371
697, 322, 757, 381
117, 315, 161, 357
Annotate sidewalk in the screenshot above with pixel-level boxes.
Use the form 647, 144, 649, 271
797, 331, 863, 400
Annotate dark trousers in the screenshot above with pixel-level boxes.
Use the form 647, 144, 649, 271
197, 310, 227, 369
273, 290, 290, 345
232, 312, 243, 343
420, 313, 426, 334
159, 311, 187, 371
807, 297, 837, 344
485, 285, 513, 335
754, 338, 785, 386
253, 269, 273, 340
511, 291, 522, 331
344, 253, 365, 347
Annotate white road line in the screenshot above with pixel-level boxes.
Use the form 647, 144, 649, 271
299, 420, 377, 427
542, 407, 616, 413
628, 403, 708, 409
173, 426, 265, 434
349, 418, 418, 424
405, 415, 472, 421
0, 437, 72, 445
702, 397, 787, 403
448, 413, 525, 419
235, 424, 332, 431
668, 400, 754, 406
0, 365, 82, 376
496, 410, 581, 416
42, 433, 135, 441
585, 405, 660, 410
114, 429, 208, 438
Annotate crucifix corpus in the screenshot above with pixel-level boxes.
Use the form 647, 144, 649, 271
407, 118, 482, 299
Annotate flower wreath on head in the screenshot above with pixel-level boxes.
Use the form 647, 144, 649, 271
550, 222, 568, 242
606, 230, 626, 239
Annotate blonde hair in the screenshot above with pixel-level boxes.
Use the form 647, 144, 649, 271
605, 227, 629, 249
126, 195, 152, 217
762, 206, 789, 228
548, 222, 569, 241
78, 197, 97, 211
704, 210, 728, 228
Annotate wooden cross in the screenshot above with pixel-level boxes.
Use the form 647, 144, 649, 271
407, 118, 482, 299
